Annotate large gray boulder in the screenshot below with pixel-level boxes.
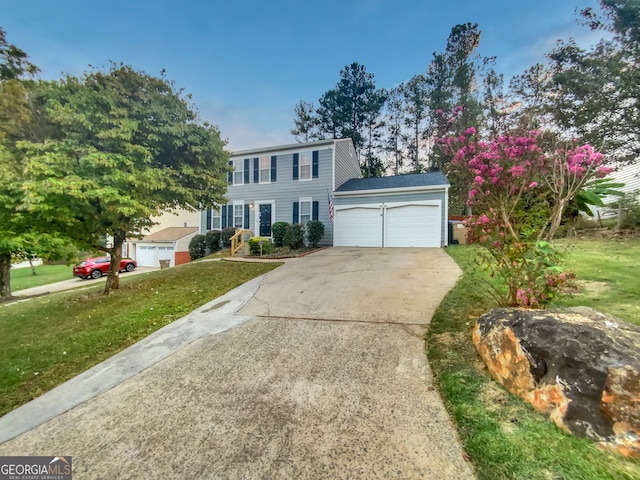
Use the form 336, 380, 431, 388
472, 307, 640, 457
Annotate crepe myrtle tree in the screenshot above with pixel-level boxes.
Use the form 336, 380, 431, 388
441, 113, 611, 307
21, 64, 230, 294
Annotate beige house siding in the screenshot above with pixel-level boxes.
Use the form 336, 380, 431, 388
146, 208, 200, 235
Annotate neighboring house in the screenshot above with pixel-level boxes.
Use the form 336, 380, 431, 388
199, 138, 451, 248
128, 227, 199, 268
123, 208, 201, 266
592, 162, 640, 219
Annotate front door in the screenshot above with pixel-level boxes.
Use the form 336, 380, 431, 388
259, 204, 272, 237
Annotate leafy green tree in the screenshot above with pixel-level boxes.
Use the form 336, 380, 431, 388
22, 64, 229, 294
0, 27, 38, 81
0, 28, 45, 299
539, 1, 640, 164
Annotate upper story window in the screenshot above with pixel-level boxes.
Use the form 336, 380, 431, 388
233, 159, 243, 185
260, 156, 270, 183
293, 151, 319, 181
300, 152, 312, 181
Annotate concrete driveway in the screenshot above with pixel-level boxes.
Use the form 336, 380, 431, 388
0, 248, 473, 479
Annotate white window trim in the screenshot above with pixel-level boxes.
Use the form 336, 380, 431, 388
299, 151, 312, 182
233, 200, 244, 229
233, 159, 243, 186
259, 156, 271, 185
299, 196, 312, 224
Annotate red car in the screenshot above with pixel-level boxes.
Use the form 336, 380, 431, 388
73, 256, 137, 279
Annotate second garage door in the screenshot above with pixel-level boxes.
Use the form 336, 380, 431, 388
334, 202, 442, 248
386, 204, 441, 247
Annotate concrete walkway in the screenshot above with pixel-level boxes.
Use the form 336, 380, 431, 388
0, 248, 474, 479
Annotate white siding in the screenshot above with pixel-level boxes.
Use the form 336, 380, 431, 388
593, 163, 640, 218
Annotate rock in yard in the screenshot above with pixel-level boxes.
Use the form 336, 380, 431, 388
472, 307, 640, 457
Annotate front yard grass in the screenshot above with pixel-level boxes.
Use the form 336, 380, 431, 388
10, 264, 72, 292
0, 259, 280, 417
428, 239, 640, 479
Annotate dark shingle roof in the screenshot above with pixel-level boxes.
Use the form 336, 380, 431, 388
335, 172, 449, 192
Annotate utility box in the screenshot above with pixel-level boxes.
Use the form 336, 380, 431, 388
451, 222, 467, 245
159, 259, 170, 269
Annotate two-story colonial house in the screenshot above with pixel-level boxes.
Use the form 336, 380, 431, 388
200, 138, 451, 248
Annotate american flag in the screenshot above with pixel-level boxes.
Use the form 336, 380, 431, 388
327, 189, 334, 223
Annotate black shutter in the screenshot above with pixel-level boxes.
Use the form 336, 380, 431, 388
270, 155, 277, 182
312, 201, 319, 221
227, 204, 233, 228
312, 150, 319, 178
253, 158, 259, 183
293, 153, 299, 180
206, 208, 212, 230
244, 204, 250, 229
293, 202, 299, 223
227, 161, 233, 184
244, 158, 250, 184
221, 205, 227, 228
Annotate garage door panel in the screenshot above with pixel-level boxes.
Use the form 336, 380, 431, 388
136, 246, 155, 267
334, 208, 381, 247
386, 205, 440, 248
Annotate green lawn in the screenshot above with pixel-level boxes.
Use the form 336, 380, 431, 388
556, 238, 640, 325
0, 259, 280, 417
428, 238, 640, 480
10, 264, 73, 292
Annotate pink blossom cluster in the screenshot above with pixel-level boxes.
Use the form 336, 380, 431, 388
451, 130, 544, 205
563, 144, 609, 178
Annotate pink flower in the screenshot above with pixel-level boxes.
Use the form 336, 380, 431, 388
465, 127, 476, 135
474, 175, 484, 185
529, 181, 538, 188
436, 109, 443, 115
454, 105, 464, 112
478, 214, 490, 224
595, 166, 613, 178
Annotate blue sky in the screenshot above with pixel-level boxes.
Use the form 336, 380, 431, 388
3, 0, 603, 150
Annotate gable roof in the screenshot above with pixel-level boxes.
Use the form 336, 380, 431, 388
139, 227, 198, 242
335, 172, 449, 193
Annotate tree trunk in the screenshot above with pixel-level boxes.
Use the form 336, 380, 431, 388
29, 257, 37, 276
103, 232, 126, 295
0, 252, 13, 300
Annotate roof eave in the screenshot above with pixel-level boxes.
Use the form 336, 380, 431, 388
334, 184, 450, 197
232, 138, 338, 157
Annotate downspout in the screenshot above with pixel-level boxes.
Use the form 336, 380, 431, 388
444, 186, 449, 247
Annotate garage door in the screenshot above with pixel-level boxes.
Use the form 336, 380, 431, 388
334, 206, 382, 247
157, 246, 174, 266
136, 246, 155, 267
386, 204, 441, 247
136, 245, 175, 267
334, 202, 442, 248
